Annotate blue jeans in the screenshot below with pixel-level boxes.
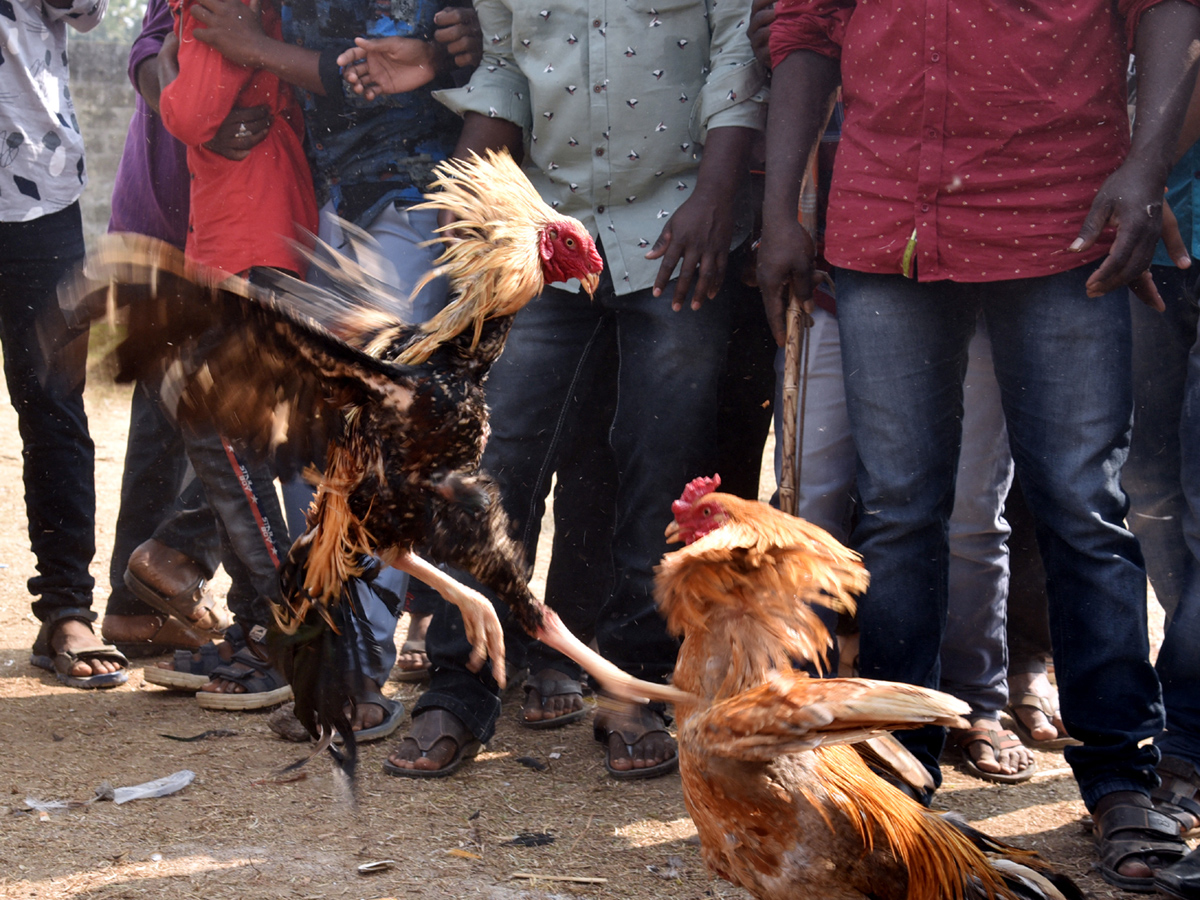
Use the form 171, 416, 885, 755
836, 265, 1162, 809
1127, 265, 1200, 768
0, 203, 95, 619
416, 267, 731, 741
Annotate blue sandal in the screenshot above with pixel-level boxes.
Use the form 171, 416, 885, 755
30, 608, 129, 689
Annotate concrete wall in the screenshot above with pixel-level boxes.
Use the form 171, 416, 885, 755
70, 41, 138, 245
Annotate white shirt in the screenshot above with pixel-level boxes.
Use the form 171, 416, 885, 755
0, 0, 106, 222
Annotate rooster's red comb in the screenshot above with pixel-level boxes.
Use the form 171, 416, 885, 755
678, 474, 721, 506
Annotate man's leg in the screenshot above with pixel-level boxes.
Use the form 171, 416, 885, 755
391, 285, 606, 772
0, 204, 116, 682
1126, 266, 1198, 621
597, 275, 731, 774
1153, 269, 1200, 803
836, 270, 981, 790
941, 320, 1030, 780
102, 374, 227, 649
983, 267, 1161, 805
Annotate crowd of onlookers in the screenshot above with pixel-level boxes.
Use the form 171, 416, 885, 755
2, 0, 1199, 894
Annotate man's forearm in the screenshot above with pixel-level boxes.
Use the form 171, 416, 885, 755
1131, 1, 1200, 184
762, 50, 840, 227
247, 39, 325, 94
452, 111, 524, 164
135, 56, 164, 113
693, 125, 757, 200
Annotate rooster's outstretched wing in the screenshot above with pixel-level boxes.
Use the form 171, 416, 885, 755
680, 670, 969, 761
59, 232, 420, 476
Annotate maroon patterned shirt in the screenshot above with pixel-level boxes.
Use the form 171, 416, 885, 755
770, 0, 1198, 282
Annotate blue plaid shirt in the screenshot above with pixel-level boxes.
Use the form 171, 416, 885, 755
280, 0, 461, 228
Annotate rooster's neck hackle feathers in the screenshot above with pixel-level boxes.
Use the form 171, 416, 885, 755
399, 150, 562, 365
657, 491, 868, 696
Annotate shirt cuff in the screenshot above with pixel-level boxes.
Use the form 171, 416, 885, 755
434, 66, 532, 133
692, 60, 768, 142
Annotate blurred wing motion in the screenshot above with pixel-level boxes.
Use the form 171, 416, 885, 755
655, 474, 1084, 900
59, 150, 682, 775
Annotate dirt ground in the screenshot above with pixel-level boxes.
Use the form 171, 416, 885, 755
0, 330, 1195, 900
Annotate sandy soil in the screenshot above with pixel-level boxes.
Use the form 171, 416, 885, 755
0, 329, 1194, 900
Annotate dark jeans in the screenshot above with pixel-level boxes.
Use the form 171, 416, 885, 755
1127, 265, 1200, 768
836, 264, 1162, 809
0, 203, 95, 619
170, 421, 288, 628
105, 374, 222, 616
416, 269, 732, 741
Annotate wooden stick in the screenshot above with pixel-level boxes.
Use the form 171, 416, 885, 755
511, 873, 608, 884
779, 294, 811, 517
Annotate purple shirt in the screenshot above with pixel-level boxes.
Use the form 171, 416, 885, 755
107, 0, 190, 248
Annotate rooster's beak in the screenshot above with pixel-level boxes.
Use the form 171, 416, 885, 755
580, 271, 600, 297
664, 519, 682, 544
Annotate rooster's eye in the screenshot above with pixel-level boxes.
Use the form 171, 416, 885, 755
701, 507, 711, 517
565, 237, 576, 248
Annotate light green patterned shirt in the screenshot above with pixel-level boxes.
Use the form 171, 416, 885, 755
435, 0, 767, 294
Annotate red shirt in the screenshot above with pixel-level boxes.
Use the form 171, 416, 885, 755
770, 0, 1195, 282
160, 0, 317, 276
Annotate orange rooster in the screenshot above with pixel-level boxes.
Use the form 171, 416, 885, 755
655, 475, 1084, 900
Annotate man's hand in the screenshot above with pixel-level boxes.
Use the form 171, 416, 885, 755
749, 0, 776, 71
646, 189, 736, 310
646, 126, 755, 310
434, 6, 483, 70
203, 105, 271, 160
756, 217, 816, 345
337, 37, 438, 100
1071, 160, 1169, 310
190, 0, 267, 68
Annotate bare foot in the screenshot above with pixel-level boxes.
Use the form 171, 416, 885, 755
522, 668, 585, 725
594, 704, 678, 775
54, 619, 125, 677
1008, 670, 1066, 741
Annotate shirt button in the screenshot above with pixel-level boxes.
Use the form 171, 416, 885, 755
930, 52, 940, 62
593, 18, 601, 26
597, 205, 606, 213
593, 84, 603, 93
595, 147, 604, 156
921, 203, 930, 213
927, 128, 937, 138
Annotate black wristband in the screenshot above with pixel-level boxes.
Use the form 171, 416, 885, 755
319, 46, 344, 101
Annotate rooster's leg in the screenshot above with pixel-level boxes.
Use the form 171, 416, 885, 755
535, 607, 692, 707
390, 551, 506, 687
